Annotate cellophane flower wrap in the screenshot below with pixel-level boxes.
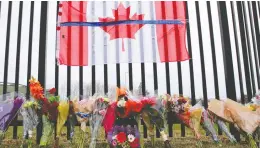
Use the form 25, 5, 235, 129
107, 125, 140, 148
29, 77, 60, 146
73, 97, 95, 148
0, 93, 24, 144
20, 99, 38, 148
140, 95, 169, 143
55, 99, 69, 147
89, 96, 110, 148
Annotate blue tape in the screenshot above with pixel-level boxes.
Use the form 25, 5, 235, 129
76, 112, 91, 118
60, 20, 185, 27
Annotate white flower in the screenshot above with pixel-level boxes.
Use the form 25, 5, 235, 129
127, 134, 135, 142
28, 130, 33, 138
112, 135, 117, 140
160, 131, 168, 141
117, 100, 126, 107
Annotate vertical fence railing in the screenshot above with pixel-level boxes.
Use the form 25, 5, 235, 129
3, 1, 12, 96
247, 2, 260, 90
1, 0, 260, 142
37, 1, 48, 144
13, 1, 23, 139
230, 2, 245, 104
218, 1, 240, 141
236, 2, 252, 102
206, 1, 222, 135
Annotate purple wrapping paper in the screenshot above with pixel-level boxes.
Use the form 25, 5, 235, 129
0, 97, 24, 132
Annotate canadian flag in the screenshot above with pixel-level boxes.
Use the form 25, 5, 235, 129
57, 1, 189, 66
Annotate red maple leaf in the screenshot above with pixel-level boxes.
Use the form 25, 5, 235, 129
99, 3, 145, 40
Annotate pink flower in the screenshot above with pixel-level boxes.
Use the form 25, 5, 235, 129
111, 140, 117, 146
99, 109, 106, 116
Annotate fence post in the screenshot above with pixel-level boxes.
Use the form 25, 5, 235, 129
13, 1, 23, 139
217, 1, 240, 141
37, 1, 48, 144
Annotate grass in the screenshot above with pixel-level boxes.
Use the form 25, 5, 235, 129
0, 124, 250, 148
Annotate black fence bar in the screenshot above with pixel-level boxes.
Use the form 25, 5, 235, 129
218, 1, 240, 141
55, 2, 60, 96
251, 1, 260, 65
185, 2, 196, 106
236, 1, 253, 102
54, 1, 60, 140
26, 2, 34, 99
103, 2, 108, 94
91, 2, 96, 96
13, 1, 23, 139
207, 2, 220, 100
37, 1, 48, 144
114, 2, 120, 88
242, 2, 256, 96
207, 1, 222, 135
79, 1, 84, 99
66, 1, 72, 140
247, 2, 260, 90
195, 2, 208, 109
126, 1, 133, 92
230, 2, 245, 104
3, 2, 12, 96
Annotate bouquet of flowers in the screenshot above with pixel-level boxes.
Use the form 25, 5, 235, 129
20, 99, 38, 148
29, 77, 60, 147
107, 125, 140, 148
89, 96, 110, 148
55, 99, 69, 147
140, 95, 170, 147
0, 93, 24, 144
72, 97, 95, 148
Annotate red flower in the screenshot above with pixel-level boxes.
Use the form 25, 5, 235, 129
116, 132, 127, 144
49, 88, 56, 94
130, 138, 140, 148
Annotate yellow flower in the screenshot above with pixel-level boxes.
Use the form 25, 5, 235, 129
103, 97, 109, 102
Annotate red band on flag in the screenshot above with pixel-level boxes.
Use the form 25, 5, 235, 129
59, 1, 88, 66
155, 1, 189, 62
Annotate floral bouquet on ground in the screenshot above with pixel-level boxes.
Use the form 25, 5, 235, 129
20, 99, 38, 148
72, 97, 95, 148
29, 77, 60, 147
0, 93, 24, 144
140, 95, 170, 147
55, 99, 69, 147
89, 96, 110, 148
107, 125, 140, 148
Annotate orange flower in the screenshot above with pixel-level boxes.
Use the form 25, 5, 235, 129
29, 77, 44, 100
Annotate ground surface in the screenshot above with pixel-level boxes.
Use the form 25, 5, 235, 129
0, 125, 250, 148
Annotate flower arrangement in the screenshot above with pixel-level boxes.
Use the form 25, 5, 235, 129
107, 125, 140, 148
20, 100, 38, 148
55, 100, 69, 147
0, 93, 24, 144
89, 96, 110, 148
29, 77, 60, 147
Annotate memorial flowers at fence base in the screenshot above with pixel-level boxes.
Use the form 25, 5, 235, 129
73, 97, 95, 148
89, 96, 110, 148
29, 77, 60, 147
0, 93, 24, 145
20, 100, 38, 148
55, 100, 69, 147
107, 125, 140, 148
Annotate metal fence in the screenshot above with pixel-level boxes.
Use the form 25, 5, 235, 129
0, 1, 260, 143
